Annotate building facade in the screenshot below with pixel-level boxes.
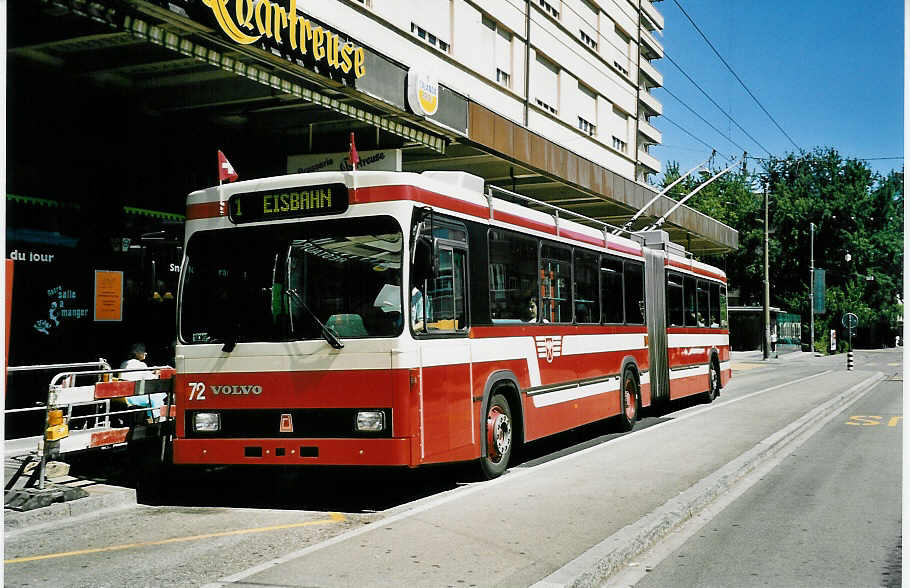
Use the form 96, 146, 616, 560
310, 0, 665, 183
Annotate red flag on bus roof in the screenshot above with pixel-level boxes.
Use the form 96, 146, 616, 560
218, 150, 238, 183
349, 132, 360, 171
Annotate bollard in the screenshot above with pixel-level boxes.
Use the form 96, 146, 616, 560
847, 350, 855, 371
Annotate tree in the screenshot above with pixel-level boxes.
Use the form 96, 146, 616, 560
659, 148, 903, 349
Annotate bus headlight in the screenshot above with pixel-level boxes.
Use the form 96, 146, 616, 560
194, 412, 221, 432
356, 410, 385, 432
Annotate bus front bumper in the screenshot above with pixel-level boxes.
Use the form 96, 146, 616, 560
172, 437, 414, 467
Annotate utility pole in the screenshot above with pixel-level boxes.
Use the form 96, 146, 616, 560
809, 222, 815, 355
762, 181, 771, 360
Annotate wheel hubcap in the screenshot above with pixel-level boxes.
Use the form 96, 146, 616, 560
487, 406, 511, 462
624, 380, 636, 421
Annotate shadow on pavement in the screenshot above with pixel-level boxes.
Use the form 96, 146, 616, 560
60, 394, 712, 513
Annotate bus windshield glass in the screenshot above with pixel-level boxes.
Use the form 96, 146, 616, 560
180, 216, 403, 344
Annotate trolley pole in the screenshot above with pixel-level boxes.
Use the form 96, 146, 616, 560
809, 222, 815, 355
763, 182, 771, 360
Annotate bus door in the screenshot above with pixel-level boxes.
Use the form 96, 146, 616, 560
644, 248, 669, 405
412, 235, 473, 462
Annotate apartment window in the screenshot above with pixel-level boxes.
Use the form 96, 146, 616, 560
496, 28, 512, 87
534, 54, 559, 115
483, 16, 513, 88
351, 0, 372, 6
612, 136, 627, 152
577, 83, 596, 136
411, 22, 450, 52
580, 30, 597, 50
613, 60, 629, 76
578, 0, 599, 51
411, 1, 451, 53
539, 0, 560, 19
578, 117, 596, 136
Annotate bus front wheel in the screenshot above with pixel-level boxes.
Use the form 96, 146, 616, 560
479, 393, 513, 479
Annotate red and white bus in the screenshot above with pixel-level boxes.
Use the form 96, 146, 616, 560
173, 170, 730, 478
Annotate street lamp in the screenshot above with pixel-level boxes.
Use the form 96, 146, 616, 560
809, 222, 815, 355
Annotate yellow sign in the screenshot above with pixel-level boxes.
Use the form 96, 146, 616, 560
407, 70, 439, 116
202, 0, 367, 78
94, 270, 124, 322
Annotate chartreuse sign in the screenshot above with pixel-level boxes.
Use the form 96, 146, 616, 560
202, 0, 366, 78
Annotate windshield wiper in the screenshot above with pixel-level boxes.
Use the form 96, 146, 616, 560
285, 288, 344, 349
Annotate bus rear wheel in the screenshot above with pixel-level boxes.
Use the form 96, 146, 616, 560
704, 361, 721, 403
619, 369, 639, 432
479, 393, 513, 479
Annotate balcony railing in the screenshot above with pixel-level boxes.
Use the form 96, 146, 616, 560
639, 58, 663, 87
638, 119, 662, 144
640, 26, 663, 59
639, 89, 662, 115
641, 0, 664, 31
637, 148, 661, 173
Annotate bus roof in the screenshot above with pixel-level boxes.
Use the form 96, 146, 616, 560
186, 170, 726, 282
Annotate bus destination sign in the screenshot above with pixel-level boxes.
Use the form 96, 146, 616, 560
228, 183, 349, 223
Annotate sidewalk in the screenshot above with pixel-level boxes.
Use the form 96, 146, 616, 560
4, 453, 137, 534
203, 368, 882, 588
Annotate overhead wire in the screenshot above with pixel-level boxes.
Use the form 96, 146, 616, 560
660, 86, 748, 154
659, 115, 726, 157
671, 0, 801, 152
663, 52, 771, 155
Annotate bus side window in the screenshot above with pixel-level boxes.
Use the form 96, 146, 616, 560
623, 262, 645, 325
573, 249, 599, 324
683, 276, 697, 327
719, 285, 728, 328
600, 256, 624, 324
696, 280, 709, 328
666, 272, 684, 326
709, 282, 722, 327
488, 230, 538, 322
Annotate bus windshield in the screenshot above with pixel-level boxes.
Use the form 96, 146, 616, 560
180, 216, 403, 345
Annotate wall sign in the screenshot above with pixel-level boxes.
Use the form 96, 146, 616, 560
201, 0, 366, 78
94, 270, 124, 322
287, 149, 402, 174
407, 70, 439, 116
35, 285, 89, 335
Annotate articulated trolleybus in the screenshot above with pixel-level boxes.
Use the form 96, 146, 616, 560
175, 170, 730, 478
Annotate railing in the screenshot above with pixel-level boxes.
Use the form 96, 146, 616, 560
5, 363, 175, 492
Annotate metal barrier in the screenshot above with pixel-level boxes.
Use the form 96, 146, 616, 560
5, 363, 175, 505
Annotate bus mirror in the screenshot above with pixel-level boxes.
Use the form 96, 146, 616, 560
412, 238, 435, 283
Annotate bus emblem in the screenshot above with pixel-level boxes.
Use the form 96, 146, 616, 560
280, 414, 293, 433
535, 336, 563, 363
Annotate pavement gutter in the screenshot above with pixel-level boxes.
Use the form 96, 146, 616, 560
530, 370, 885, 588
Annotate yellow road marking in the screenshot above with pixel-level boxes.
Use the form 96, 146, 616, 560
5, 512, 345, 564
731, 363, 763, 371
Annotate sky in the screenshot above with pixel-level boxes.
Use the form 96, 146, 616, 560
650, 0, 904, 180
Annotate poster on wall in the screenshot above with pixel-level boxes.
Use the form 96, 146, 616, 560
94, 270, 124, 322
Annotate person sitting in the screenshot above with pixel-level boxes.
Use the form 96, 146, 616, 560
119, 343, 167, 422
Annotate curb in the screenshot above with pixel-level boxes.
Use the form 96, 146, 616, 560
5, 481, 137, 534
531, 370, 885, 588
